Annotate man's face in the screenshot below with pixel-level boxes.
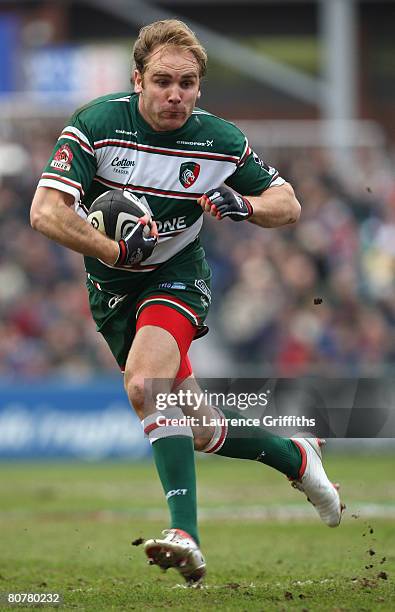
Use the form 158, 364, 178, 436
134, 46, 201, 132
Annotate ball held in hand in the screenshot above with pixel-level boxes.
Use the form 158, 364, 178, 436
88, 189, 152, 240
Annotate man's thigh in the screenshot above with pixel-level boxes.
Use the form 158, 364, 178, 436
125, 325, 181, 381
125, 302, 207, 420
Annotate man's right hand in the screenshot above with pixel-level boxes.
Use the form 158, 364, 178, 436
115, 217, 158, 267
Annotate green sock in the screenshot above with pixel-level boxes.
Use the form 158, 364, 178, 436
216, 409, 302, 479
152, 436, 199, 545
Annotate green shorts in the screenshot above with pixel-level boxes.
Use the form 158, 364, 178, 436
86, 240, 212, 369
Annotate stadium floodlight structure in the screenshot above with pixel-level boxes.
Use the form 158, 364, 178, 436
320, 0, 358, 149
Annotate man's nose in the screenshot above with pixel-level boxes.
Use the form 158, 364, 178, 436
168, 86, 182, 104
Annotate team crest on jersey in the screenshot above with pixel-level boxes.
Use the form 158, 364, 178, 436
179, 162, 200, 188
51, 144, 73, 172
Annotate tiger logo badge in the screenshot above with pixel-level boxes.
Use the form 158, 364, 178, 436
50, 144, 73, 172
179, 162, 200, 188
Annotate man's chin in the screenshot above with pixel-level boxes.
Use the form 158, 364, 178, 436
157, 113, 187, 131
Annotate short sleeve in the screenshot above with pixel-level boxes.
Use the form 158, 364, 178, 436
38, 112, 97, 205
225, 137, 285, 196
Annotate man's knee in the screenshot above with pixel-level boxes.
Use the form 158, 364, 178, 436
190, 419, 216, 451
124, 372, 147, 418
192, 428, 211, 451
124, 371, 173, 418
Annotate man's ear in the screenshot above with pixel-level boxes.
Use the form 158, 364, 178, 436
134, 69, 143, 93
197, 90, 201, 99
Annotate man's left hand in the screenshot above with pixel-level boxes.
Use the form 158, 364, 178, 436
198, 186, 253, 221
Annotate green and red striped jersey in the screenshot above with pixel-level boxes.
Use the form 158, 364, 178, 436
39, 92, 283, 284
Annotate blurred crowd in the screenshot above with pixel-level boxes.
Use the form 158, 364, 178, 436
1, 121, 395, 379
203, 145, 395, 376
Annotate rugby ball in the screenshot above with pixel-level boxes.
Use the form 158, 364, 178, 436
87, 190, 152, 240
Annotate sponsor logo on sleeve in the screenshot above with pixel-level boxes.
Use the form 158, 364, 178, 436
50, 144, 73, 172
179, 162, 200, 188
252, 151, 276, 175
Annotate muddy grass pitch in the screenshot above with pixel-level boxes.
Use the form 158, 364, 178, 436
0, 453, 394, 610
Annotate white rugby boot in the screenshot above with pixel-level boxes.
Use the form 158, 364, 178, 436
144, 528, 206, 586
290, 437, 345, 527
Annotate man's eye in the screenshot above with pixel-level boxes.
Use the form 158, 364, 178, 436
156, 80, 168, 87
181, 81, 193, 88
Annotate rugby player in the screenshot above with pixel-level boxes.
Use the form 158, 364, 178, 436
30, 19, 344, 585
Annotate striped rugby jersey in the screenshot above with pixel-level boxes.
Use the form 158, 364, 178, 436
39, 92, 284, 283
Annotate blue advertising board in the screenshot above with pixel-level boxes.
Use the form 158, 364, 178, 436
0, 15, 20, 93
23, 45, 80, 95
22, 43, 130, 99
0, 379, 150, 459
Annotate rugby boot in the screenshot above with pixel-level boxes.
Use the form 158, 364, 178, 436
144, 528, 206, 586
290, 436, 345, 527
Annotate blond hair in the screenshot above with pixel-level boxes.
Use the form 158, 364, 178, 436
133, 19, 207, 78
